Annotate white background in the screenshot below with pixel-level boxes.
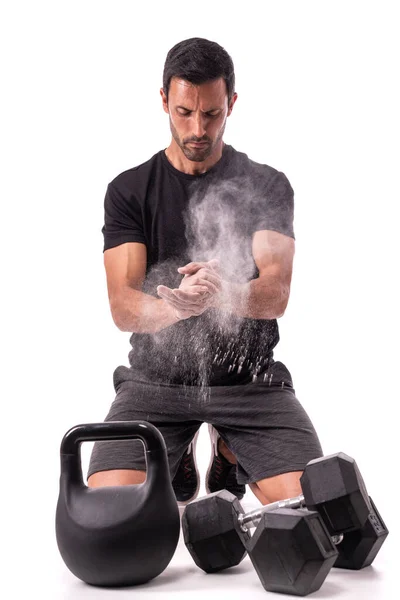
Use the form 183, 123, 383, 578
1, 1, 398, 598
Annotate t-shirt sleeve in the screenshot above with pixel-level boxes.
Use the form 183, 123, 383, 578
101, 181, 146, 252
254, 170, 295, 240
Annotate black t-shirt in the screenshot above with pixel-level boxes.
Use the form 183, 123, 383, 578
102, 144, 295, 387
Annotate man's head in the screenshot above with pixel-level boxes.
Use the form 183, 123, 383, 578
160, 38, 237, 163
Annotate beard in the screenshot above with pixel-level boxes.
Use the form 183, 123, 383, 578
169, 118, 226, 162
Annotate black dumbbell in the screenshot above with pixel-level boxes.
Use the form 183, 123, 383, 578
182, 452, 389, 596
299, 453, 388, 570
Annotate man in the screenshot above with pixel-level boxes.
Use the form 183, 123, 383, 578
87, 38, 323, 508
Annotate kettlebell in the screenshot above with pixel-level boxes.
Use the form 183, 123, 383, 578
55, 420, 180, 586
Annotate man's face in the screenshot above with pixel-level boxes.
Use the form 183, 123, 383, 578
161, 77, 237, 162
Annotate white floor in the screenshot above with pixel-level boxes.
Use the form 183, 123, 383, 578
18, 496, 394, 600
5, 423, 391, 600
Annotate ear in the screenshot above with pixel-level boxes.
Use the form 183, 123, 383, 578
227, 92, 238, 117
160, 88, 169, 114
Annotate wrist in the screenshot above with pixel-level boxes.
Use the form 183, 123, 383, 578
213, 281, 247, 313
162, 299, 183, 322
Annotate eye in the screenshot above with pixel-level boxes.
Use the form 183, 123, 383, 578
177, 108, 191, 116
205, 111, 220, 118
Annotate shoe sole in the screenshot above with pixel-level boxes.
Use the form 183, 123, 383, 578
176, 428, 201, 506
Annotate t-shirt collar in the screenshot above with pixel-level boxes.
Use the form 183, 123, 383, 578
161, 143, 232, 180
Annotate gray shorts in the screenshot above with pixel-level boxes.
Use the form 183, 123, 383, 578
87, 361, 323, 485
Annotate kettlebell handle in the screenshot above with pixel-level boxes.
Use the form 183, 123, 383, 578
59, 421, 169, 485
60, 421, 166, 455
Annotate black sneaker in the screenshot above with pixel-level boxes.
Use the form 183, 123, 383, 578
172, 430, 200, 505
205, 424, 246, 500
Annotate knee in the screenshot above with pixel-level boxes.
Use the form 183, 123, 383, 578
253, 471, 303, 504
87, 469, 146, 488
218, 438, 237, 465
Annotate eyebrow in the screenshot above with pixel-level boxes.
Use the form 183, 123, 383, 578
176, 105, 222, 112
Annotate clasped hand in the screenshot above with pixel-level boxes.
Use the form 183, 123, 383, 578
157, 259, 222, 320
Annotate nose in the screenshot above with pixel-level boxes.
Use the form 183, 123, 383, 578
192, 112, 206, 139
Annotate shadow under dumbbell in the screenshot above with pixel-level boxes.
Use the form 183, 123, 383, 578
303, 581, 343, 598
307, 565, 385, 599
206, 561, 254, 577
329, 564, 384, 583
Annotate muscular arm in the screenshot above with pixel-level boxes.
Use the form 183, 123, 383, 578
171, 230, 295, 320
104, 242, 178, 333
216, 230, 295, 319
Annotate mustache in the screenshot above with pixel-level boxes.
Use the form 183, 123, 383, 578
184, 136, 211, 144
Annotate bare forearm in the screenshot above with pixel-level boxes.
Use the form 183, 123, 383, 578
112, 287, 179, 333
215, 277, 289, 320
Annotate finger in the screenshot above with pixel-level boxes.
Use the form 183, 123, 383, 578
195, 275, 222, 292
207, 259, 220, 271
160, 294, 204, 312
158, 287, 202, 307
180, 284, 210, 295
177, 262, 206, 275
158, 287, 182, 303
157, 284, 174, 297
171, 289, 208, 303
190, 271, 222, 291
179, 266, 222, 288
178, 260, 219, 275
181, 277, 219, 295
182, 265, 222, 289
157, 286, 192, 305
158, 285, 208, 300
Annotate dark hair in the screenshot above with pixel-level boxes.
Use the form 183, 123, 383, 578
163, 38, 235, 102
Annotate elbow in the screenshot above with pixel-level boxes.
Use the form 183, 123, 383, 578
109, 296, 125, 331
112, 311, 129, 332
255, 303, 286, 320
111, 306, 135, 332
264, 303, 286, 320
275, 305, 287, 319
276, 288, 290, 318
263, 287, 290, 320
275, 287, 290, 318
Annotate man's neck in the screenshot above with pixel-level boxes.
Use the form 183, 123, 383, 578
164, 140, 225, 175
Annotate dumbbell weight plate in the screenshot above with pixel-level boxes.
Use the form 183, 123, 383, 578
334, 496, 389, 569
182, 490, 251, 572
300, 452, 372, 536
246, 508, 338, 596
